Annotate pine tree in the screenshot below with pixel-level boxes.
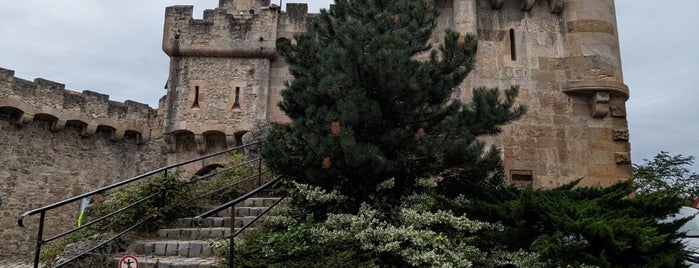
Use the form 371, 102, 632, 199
262, 0, 524, 211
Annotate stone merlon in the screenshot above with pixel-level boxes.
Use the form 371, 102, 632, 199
162, 4, 280, 58
0, 67, 156, 143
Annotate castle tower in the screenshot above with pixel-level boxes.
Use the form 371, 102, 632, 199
161, 0, 632, 186
161, 0, 280, 164
453, 0, 631, 187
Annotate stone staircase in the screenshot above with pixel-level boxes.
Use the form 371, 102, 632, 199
113, 197, 281, 268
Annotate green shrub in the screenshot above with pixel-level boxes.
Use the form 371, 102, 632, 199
41, 152, 263, 263
86, 152, 262, 233
229, 182, 545, 268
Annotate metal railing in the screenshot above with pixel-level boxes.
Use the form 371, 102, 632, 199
194, 174, 289, 268
18, 141, 266, 268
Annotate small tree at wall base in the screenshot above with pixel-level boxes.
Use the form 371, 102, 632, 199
446, 179, 690, 267
634, 151, 699, 201
261, 0, 525, 215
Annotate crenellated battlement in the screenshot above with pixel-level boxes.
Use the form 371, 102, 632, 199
162, 2, 319, 59
163, 3, 281, 58
0, 67, 156, 143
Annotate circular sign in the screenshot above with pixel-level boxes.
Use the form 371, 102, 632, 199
118, 255, 139, 268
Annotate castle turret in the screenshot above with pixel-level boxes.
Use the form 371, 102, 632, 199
159, 0, 632, 186
560, 0, 629, 117
162, 1, 281, 163
456, 0, 632, 187
557, 0, 632, 185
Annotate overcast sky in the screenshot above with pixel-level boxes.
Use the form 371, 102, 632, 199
0, 1, 696, 170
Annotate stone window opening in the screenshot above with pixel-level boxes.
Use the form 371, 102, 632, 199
510, 169, 532, 187
191, 86, 201, 109
509, 28, 517, 61
232, 86, 242, 111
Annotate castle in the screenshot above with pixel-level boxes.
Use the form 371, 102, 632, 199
0, 0, 631, 257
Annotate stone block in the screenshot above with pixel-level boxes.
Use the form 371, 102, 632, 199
178, 241, 190, 257
188, 243, 203, 257
615, 152, 631, 165
154, 242, 167, 256
613, 129, 629, 141
610, 101, 627, 117
213, 217, 224, 227
166, 242, 179, 255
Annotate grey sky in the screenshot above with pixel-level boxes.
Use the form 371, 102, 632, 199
0, 1, 696, 170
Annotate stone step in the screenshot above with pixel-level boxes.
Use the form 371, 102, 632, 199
201, 205, 278, 217
157, 227, 237, 240
172, 216, 262, 228
241, 197, 281, 207
128, 240, 217, 258
112, 255, 220, 268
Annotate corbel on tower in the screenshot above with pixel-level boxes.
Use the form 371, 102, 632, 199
16, 112, 34, 125
490, 0, 505, 9
51, 119, 66, 131
135, 132, 148, 145
548, 0, 564, 14
489, 0, 565, 14
591, 92, 610, 118
164, 133, 177, 153
195, 134, 207, 154
521, 0, 535, 11
226, 134, 237, 148
110, 129, 125, 142
80, 123, 98, 137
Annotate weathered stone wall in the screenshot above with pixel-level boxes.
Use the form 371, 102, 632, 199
0, 68, 168, 257
267, 4, 315, 123
159, 0, 631, 187
161, 4, 279, 165
0, 0, 633, 258
460, 0, 631, 187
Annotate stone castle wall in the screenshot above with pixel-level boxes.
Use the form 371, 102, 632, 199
0, 68, 167, 256
452, 0, 632, 187
0, 0, 633, 257
161, 0, 631, 188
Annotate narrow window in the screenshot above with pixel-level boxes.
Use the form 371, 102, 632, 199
509, 29, 517, 61
232, 87, 241, 110
510, 169, 532, 187
191, 86, 200, 108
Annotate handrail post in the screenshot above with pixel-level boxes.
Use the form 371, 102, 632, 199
230, 205, 236, 268
160, 170, 169, 209
257, 157, 262, 187
33, 211, 46, 268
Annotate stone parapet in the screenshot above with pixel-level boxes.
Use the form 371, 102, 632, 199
162, 4, 280, 58
0, 67, 156, 143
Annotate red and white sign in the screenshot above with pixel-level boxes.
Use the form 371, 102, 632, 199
118, 255, 139, 268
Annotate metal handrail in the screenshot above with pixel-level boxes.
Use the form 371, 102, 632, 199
18, 141, 260, 227
193, 174, 288, 268
53, 215, 154, 268
194, 174, 285, 221
17, 141, 260, 227
174, 169, 271, 209
231, 194, 287, 238
17, 141, 263, 268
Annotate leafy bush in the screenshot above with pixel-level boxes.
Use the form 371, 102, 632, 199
88, 174, 186, 232
86, 152, 262, 233
41, 152, 261, 263
228, 182, 545, 268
